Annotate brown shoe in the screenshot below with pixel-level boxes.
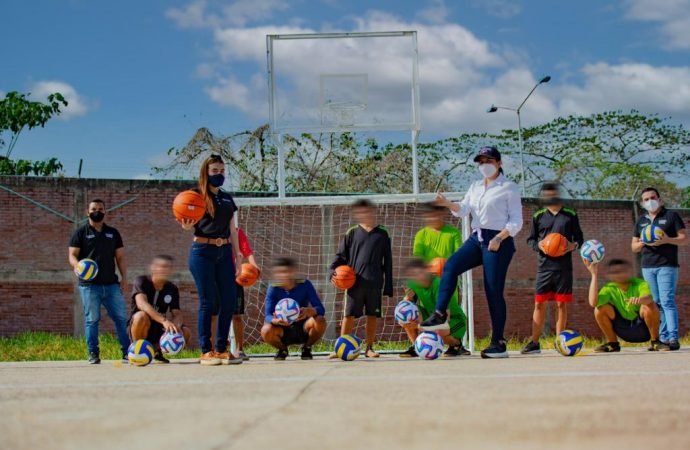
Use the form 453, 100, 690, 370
199, 351, 222, 366
216, 351, 243, 365
365, 348, 380, 358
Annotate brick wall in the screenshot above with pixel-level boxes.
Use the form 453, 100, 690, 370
1, 176, 688, 349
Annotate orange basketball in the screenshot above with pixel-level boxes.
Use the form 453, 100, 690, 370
427, 257, 446, 277
540, 232, 569, 257
172, 190, 206, 223
332, 265, 356, 290
236, 263, 260, 287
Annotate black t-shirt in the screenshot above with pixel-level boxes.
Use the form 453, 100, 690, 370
69, 223, 124, 285
633, 207, 686, 268
526, 207, 584, 272
330, 225, 393, 295
130, 275, 180, 316
192, 189, 238, 239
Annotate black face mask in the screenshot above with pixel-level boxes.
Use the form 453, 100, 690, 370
89, 211, 105, 222
541, 197, 562, 207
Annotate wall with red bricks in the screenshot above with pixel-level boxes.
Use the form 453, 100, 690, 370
1, 177, 688, 349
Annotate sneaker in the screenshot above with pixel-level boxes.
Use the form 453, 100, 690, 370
480, 341, 508, 359
88, 352, 101, 365
301, 346, 313, 360
399, 345, 417, 358
199, 351, 222, 366
668, 340, 681, 351
444, 344, 471, 358
420, 311, 450, 331
649, 340, 669, 351
594, 342, 620, 353
520, 341, 541, 355
365, 347, 380, 358
274, 349, 288, 361
239, 351, 250, 361
216, 351, 243, 365
121, 352, 129, 363
153, 351, 170, 364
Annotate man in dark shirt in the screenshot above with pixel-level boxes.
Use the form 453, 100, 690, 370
522, 182, 584, 354
129, 255, 191, 363
330, 199, 393, 358
632, 187, 688, 350
68, 199, 130, 364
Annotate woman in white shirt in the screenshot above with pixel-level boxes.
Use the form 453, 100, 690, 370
421, 146, 523, 358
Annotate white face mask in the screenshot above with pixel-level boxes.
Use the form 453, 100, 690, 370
478, 163, 498, 178
643, 199, 660, 212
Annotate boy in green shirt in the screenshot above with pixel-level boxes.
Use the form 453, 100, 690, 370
413, 202, 462, 262
584, 258, 663, 352
399, 259, 469, 357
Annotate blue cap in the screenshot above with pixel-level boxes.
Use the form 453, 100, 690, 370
473, 146, 501, 162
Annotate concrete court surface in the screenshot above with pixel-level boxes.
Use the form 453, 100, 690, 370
1, 349, 690, 450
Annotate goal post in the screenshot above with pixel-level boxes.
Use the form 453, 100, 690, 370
233, 193, 475, 354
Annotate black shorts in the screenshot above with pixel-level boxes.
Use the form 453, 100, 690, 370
613, 309, 651, 343
234, 284, 245, 315
345, 283, 382, 318
535, 270, 573, 303
280, 319, 309, 346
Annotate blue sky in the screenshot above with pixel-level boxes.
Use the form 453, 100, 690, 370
1, 0, 689, 179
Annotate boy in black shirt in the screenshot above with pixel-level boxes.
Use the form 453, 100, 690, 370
130, 255, 191, 363
522, 182, 584, 354
330, 199, 393, 358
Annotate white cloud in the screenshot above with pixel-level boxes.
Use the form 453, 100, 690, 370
166, 0, 290, 29
417, 0, 449, 24
624, 0, 690, 49
29, 81, 89, 120
470, 0, 521, 19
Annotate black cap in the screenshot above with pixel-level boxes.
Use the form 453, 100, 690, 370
473, 146, 501, 162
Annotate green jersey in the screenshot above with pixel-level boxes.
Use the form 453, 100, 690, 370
597, 278, 651, 321
407, 277, 467, 340
412, 225, 462, 262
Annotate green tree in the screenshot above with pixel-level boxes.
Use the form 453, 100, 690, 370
0, 91, 68, 176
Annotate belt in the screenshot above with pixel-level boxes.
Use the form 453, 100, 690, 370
193, 236, 231, 247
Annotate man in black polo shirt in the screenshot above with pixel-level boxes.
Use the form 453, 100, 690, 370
68, 199, 130, 364
330, 199, 393, 358
632, 187, 688, 351
129, 255, 191, 363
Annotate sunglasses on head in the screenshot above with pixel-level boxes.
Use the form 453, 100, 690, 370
209, 154, 224, 162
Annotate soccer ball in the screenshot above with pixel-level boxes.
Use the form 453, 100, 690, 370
159, 331, 185, 356
127, 339, 154, 366
275, 298, 300, 324
75, 258, 98, 281
394, 300, 420, 324
640, 224, 664, 244
414, 332, 444, 360
334, 334, 362, 361
580, 239, 605, 263
555, 329, 584, 357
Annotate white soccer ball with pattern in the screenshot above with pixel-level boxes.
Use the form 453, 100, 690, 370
414, 332, 444, 360
394, 300, 420, 324
275, 298, 301, 324
159, 331, 185, 356
580, 239, 606, 263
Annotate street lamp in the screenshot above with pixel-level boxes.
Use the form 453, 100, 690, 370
487, 75, 551, 195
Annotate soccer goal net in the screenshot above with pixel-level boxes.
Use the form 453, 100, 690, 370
234, 194, 474, 352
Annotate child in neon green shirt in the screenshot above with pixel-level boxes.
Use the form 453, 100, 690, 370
413, 202, 462, 262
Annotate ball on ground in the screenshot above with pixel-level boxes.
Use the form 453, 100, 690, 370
159, 331, 185, 356
334, 334, 362, 361
415, 332, 444, 360
128, 339, 155, 366
555, 329, 584, 357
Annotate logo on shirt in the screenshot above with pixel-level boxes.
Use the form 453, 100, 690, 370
164, 295, 172, 304
659, 219, 667, 225
86, 234, 95, 239
105, 233, 114, 239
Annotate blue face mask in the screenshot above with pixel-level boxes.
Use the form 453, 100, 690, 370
208, 174, 225, 187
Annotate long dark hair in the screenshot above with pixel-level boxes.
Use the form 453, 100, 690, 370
198, 154, 224, 218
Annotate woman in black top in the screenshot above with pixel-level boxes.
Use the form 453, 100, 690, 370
179, 154, 243, 366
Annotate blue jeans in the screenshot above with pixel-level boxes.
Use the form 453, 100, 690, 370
642, 267, 679, 342
78, 283, 130, 354
436, 230, 515, 343
189, 243, 237, 353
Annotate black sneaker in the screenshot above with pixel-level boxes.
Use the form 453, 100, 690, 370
480, 341, 508, 359
594, 342, 620, 353
274, 349, 288, 361
520, 341, 541, 355
301, 346, 313, 360
399, 345, 417, 358
668, 340, 680, 351
649, 340, 669, 351
154, 351, 170, 364
420, 311, 450, 331
122, 352, 129, 363
88, 352, 101, 365
443, 344, 470, 358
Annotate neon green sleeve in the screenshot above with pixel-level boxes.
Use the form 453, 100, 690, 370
638, 280, 651, 299
596, 286, 611, 308
412, 229, 425, 258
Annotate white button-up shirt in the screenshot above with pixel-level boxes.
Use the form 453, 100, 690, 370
451, 174, 523, 240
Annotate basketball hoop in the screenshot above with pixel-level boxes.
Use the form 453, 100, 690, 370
321, 101, 367, 128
